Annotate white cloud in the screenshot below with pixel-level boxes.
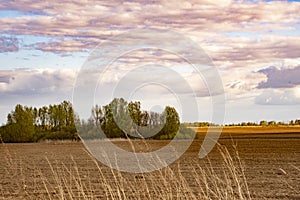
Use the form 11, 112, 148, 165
0, 0, 300, 123
0, 68, 76, 95
0, 0, 299, 58
0, 36, 19, 53
0, 68, 78, 124
255, 88, 300, 105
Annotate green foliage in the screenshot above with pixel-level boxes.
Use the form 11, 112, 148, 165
158, 124, 195, 140
153, 106, 180, 139
267, 121, 276, 126
259, 120, 267, 126
79, 98, 181, 140
3, 104, 35, 142
185, 122, 215, 127
0, 101, 78, 143
3, 98, 298, 143
177, 124, 196, 139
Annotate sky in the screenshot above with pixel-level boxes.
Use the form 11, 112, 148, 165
0, 0, 300, 124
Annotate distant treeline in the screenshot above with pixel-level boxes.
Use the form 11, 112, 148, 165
1, 99, 298, 143
185, 119, 300, 127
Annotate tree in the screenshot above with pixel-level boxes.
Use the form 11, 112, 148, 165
92, 104, 103, 126
260, 120, 267, 126
6, 104, 35, 142
38, 106, 49, 129
128, 101, 142, 126
62, 101, 76, 133
88, 98, 181, 139
128, 101, 142, 137
99, 98, 127, 138
154, 106, 180, 139
268, 121, 276, 126
1, 101, 79, 142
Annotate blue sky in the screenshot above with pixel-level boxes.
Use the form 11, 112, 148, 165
0, 0, 300, 124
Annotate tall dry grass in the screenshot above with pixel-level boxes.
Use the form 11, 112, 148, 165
0, 140, 252, 200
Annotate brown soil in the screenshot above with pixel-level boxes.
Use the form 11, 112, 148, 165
0, 133, 299, 199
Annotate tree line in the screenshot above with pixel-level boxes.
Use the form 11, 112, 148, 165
226, 120, 300, 127
0, 98, 195, 143
4, 97, 296, 143
78, 98, 194, 140
186, 119, 300, 127
0, 101, 78, 143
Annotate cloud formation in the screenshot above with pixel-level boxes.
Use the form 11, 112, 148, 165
33, 39, 99, 53
0, 68, 76, 95
0, 36, 19, 52
255, 88, 300, 105
257, 65, 300, 88
0, 0, 299, 61
0, 68, 77, 123
0, 0, 300, 122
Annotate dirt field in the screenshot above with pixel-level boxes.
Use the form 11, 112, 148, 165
0, 132, 299, 199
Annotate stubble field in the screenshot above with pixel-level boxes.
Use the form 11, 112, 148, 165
0, 129, 300, 199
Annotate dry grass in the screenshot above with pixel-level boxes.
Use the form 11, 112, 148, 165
0, 140, 252, 200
